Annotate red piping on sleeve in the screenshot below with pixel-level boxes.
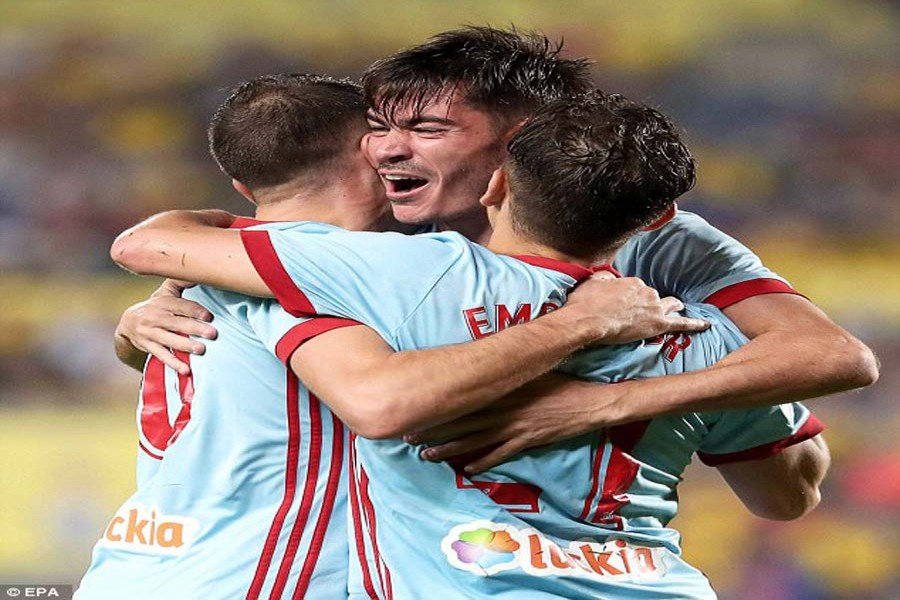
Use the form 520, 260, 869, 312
698, 414, 825, 466
704, 278, 805, 310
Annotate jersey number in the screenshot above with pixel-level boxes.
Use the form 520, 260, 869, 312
580, 421, 649, 530
139, 354, 195, 459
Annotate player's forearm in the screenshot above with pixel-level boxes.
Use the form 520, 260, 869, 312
111, 210, 268, 295
585, 328, 874, 427
112, 210, 233, 275
341, 309, 604, 439
584, 294, 879, 425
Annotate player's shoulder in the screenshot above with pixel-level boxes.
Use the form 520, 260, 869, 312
244, 220, 344, 234
635, 210, 721, 246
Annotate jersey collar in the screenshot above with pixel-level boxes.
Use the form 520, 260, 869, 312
230, 217, 276, 229
511, 255, 620, 283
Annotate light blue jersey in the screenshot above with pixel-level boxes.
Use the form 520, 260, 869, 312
614, 210, 799, 306
242, 223, 821, 599
241, 223, 823, 600
77, 220, 355, 600
420, 210, 801, 308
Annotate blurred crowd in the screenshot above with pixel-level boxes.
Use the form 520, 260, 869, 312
0, 1, 896, 597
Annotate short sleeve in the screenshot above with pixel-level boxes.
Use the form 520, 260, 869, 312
244, 298, 363, 366
239, 223, 460, 337
613, 210, 803, 308
697, 404, 825, 466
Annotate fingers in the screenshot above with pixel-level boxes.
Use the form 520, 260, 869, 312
464, 442, 522, 474
418, 429, 499, 462
664, 316, 710, 333
144, 329, 208, 355
159, 297, 215, 324
658, 296, 685, 315
142, 341, 191, 375
588, 270, 616, 281
404, 414, 489, 445
161, 314, 217, 340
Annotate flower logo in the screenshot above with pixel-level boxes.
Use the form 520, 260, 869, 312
446, 525, 521, 575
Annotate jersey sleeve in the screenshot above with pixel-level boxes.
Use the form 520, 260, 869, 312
239, 223, 458, 338
612, 210, 803, 308
244, 298, 363, 365
697, 404, 825, 466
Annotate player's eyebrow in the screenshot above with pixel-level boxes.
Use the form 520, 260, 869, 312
366, 110, 456, 129
402, 115, 455, 127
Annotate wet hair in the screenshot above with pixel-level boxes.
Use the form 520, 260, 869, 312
208, 73, 366, 188
506, 90, 696, 257
362, 26, 592, 126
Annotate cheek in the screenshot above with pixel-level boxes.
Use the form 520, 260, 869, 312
361, 134, 379, 168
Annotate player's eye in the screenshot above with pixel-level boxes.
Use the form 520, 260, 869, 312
367, 122, 389, 133
413, 126, 446, 135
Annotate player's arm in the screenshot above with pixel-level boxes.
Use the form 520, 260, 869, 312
111, 208, 710, 378
287, 272, 706, 439
290, 292, 616, 440
110, 209, 271, 296
613, 211, 879, 411
412, 215, 877, 471
716, 434, 831, 520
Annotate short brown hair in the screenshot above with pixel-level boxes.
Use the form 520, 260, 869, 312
507, 90, 696, 257
208, 74, 366, 188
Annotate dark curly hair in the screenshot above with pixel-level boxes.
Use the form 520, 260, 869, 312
362, 26, 593, 126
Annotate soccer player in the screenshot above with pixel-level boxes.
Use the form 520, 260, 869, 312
79, 76, 702, 600
111, 90, 831, 598
116, 27, 875, 475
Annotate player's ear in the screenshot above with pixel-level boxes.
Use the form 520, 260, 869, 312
642, 203, 678, 232
232, 179, 257, 204
501, 119, 527, 144
479, 168, 508, 209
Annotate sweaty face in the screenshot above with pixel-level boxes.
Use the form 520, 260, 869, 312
363, 92, 510, 225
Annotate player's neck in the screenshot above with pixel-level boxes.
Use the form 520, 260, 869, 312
435, 210, 493, 244
486, 220, 613, 267
252, 176, 391, 232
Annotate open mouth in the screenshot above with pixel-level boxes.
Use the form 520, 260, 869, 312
383, 174, 429, 198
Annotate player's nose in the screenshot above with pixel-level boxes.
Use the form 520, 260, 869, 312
370, 129, 414, 164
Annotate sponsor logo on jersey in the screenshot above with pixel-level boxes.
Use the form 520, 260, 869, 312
441, 521, 667, 581
98, 503, 200, 556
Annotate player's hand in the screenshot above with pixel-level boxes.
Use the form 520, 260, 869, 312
115, 279, 217, 375
562, 275, 708, 344
406, 374, 624, 473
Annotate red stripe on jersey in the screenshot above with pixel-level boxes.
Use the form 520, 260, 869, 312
580, 434, 606, 521
138, 441, 163, 460
359, 466, 393, 600
270, 393, 324, 599
241, 230, 317, 317
166, 350, 194, 447
140, 356, 173, 453
704, 278, 804, 309
581, 422, 649, 526
247, 372, 302, 600
349, 435, 379, 599
697, 414, 826, 466
454, 473, 542, 513
293, 414, 345, 599
276, 317, 365, 364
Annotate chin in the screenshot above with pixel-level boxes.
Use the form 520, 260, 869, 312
390, 202, 438, 226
